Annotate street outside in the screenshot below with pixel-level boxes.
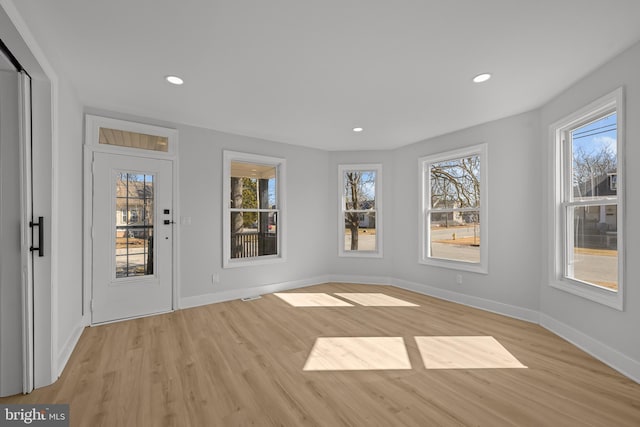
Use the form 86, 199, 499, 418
430, 225, 480, 263
571, 248, 618, 290
344, 229, 376, 251
115, 237, 150, 276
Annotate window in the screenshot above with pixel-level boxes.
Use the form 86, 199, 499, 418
99, 127, 169, 152
419, 144, 488, 273
223, 151, 286, 267
550, 88, 624, 309
338, 164, 382, 257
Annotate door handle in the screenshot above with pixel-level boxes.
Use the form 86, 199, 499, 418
163, 220, 176, 225
29, 216, 44, 257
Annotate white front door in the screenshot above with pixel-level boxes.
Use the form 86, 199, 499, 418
92, 152, 173, 324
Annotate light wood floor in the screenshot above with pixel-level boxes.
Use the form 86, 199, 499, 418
2, 283, 640, 426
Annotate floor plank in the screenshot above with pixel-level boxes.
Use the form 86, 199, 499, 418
2, 283, 639, 426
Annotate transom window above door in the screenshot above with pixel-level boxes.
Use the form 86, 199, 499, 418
85, 115, 178, 157
99, 127, 169, 152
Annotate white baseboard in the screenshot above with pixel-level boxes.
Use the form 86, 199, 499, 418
540, 313, 640, 384
392, 278, 540, 324
56, 316, 87, 379
326, 274, 393, 286
179, 275, 331, 309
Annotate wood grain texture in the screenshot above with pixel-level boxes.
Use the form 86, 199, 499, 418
303, 337, 412, 371
273, 292, 354, 307
334, 293, 419, 306
2, 283, 639, 426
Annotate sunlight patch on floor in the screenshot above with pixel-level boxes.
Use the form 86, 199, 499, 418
274, 293, 354, 307
303, 337, 411, 371
334, 293, 419, 307
415, 336, 527, 369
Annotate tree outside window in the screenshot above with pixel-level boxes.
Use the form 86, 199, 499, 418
420, 144, 487, 273
339, 164, 382, 257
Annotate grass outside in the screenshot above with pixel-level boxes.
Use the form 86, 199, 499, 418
574, 247, 617, 257
589, 280, 617, 290
434, 236, 479, 246
432, 224, 480, 246
572, 246, 618, 290
344, 228, 377, 236
116, 237, 147, 249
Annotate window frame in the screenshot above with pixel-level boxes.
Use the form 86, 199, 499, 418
549, 88, 625, 310
338, 164, 383, 258
222, 151, 287, 268
419, 143, 488, 274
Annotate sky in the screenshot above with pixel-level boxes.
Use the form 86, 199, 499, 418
571, 112, 617, 159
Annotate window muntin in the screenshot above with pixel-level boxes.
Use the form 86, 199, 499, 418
339, 165, 382, 257
550, 88, 624, 310
420, 144, 487, 273
223, 152, 286, 267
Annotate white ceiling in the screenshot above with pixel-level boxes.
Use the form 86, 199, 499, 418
10, 0, 640, 151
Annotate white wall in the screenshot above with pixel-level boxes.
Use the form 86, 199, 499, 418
53, 75, 84, 374
540, 42, 640, 367
390, 111, 542, 315
177, 125, 332, 304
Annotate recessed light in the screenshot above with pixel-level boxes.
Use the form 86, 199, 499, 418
473, 73, 491, 83
165, 75, 184, 85
353, 127, 364, 132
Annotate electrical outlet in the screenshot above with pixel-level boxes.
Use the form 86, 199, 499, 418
456, 273, 463, 285
212, 273, 220, 284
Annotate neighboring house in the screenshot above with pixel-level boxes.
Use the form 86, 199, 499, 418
430, 197, 465, 227
115, 177, 153, 238
357, 212, 376, 228
354, 200, 376, 228
573, 170, 617, 249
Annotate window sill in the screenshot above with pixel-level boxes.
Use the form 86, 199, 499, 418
339, 250, 383, 259
548, 278, 623, 311
419, 258, 488, 274
223, 255, 286, 269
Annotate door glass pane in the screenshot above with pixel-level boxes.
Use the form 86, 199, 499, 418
116, 172, 154, 278
568, 204, 618, 290
429, 211, 480, 263
99, 127, 169, 152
